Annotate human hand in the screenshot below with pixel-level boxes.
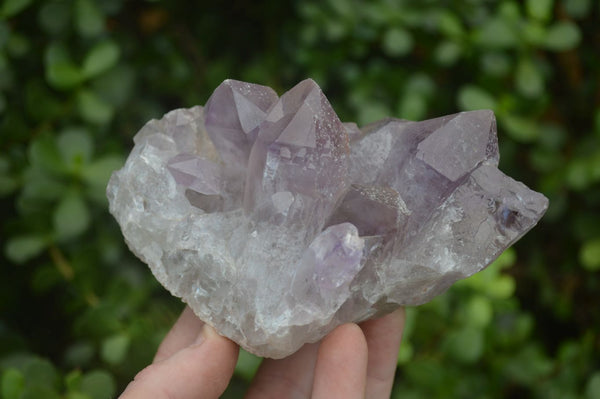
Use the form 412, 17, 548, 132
120, 306, 405, 399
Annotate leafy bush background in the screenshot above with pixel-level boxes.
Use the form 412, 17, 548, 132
1, 0, 599, 397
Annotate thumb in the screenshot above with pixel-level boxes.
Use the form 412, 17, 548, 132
120, 323, 239, 399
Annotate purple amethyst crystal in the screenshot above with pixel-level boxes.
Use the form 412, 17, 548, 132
243, 79, 350, 240
107, 79, 548, 358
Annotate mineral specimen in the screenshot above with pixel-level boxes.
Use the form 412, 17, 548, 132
107, 79, 548, 358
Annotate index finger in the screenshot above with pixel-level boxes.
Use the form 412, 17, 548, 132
121, 323, 239, 399
154, 306, 205, 363
359, 307, 405, 399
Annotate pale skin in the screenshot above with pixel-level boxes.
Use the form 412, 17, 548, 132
120, 306, 405, 399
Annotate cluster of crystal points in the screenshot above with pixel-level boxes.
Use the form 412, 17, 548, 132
107, 79, 548, 358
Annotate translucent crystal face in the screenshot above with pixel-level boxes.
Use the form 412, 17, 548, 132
107, 79, 548, 358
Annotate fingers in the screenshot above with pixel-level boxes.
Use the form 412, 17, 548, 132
312, 323, 368, 399
245, 342, 320, 399
360, 308, 406, 399
121, 305, 405, 399
154, 306, 205, 363
246, 310, 405, 399
120, 322, 239, 399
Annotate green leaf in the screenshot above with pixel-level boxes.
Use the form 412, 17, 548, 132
538, 124, 567, 149
7, 33, 29, 57
593, 151, 600, 181
499, 1, 521, 22
57, 127, 94, 167
481, 51, 511, 76
323, 20, 346, 41
23, 358, 59, 388
357, 102, 390, 125
523, 21, 548, 45
566, 158, 592, 190
579, 238, 600, 271
2, 368, 25, 399
64, 342, 95, 369
81, 155, 124, 187
434, 41, 461, 66
76, 89, 114, 125
92, 65, 135, 106
74, 0, 104, 37
5, 235, 47, 263
585, 372, 600, 399
526, 0, 554, 21
437, 11, 464, 38
474, 17, 519, 49
46, 61, 83, 90
500, 114, 540, 142
487, 275, 516, 299
38, 1, 71, 35
20, 386, 61, 399
493, 247, 517, 270
0, 175, 16, 196
443, 327, 484, 363
45, 41, 70, 65
382, 27, 413, 57
515, 58, 544, 97
53, 193, 90, 241
404, 358, 446, 387
101, 334, 130, 365
20, 166, 66, 203
0, 21, 8, 49
405, 73, 435, 97
544, 21, 581, 51
25, 80, 63, 120
565, 0, 591, 18
82, 40, 120, 78
0, 155, 10, 173
398, 93, 426, 121
29, 135, 63, 173
0, 156, 17, 196
464, 295, 494, 328
79, 370, 116, 399
1, 0, 33, 18
457, 85, 496, 111
235, 349, 262, 381
327, 0, 354, 20
504, 345, 554, 384
397, 341, 413, 365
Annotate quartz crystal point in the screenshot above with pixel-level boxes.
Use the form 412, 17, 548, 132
204, 80, 278, 168
107, 79, 548, 358
244, 79, 349, 241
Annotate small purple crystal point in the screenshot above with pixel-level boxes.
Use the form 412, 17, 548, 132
167, 154, 222, 196
107, 79, 548, 358
327, 184, 409, 237
204, 79, 278, 167
415, 110, 498, 181
309, 223, 364, 290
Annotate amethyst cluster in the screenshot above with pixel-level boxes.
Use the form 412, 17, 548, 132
107, 79, 548, 358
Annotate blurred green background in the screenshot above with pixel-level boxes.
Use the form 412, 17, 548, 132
1, 0, 599, 397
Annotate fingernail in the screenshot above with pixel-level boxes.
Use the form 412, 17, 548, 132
191, 323, 215, 347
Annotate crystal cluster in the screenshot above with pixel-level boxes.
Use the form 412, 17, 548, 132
107, 79, 548, 358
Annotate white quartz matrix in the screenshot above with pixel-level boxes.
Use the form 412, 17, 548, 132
107, 79, 548, 358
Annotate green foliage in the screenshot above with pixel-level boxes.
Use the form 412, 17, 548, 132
234, 350, 262, 382
0, 0, 33, 19
580, 238, 600, 271
1, 0, 598, 397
